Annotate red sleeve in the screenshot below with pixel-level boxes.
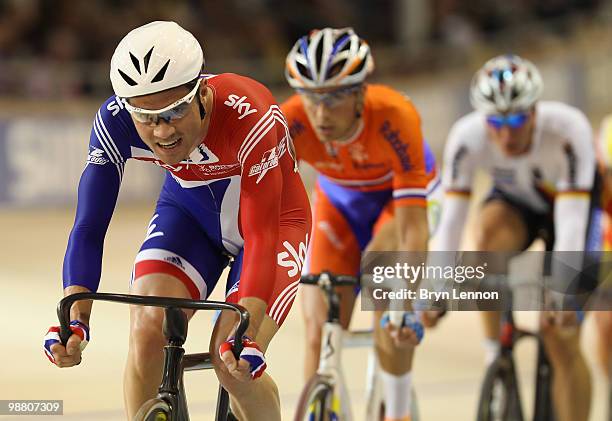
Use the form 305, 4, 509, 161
224, 76, 289, 303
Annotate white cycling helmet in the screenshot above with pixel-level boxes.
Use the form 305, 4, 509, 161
110, 21, 204, 98
470, 54, 543, 114
285, 27, 373, 89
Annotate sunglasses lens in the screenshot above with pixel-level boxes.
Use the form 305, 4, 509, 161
486, 116, 504, 129
299, 86, 358, 107
128, 98, 194, 125
303, 92, 332, 105
131, 112, 157, 124
486, 113, 528, 129
159, 101, 193, 121
507, 113, 528, 128
125, 82, 199, 125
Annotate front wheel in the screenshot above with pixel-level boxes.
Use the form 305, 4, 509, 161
294, 375, 339, 421
476, 356, 523, 421
134, 398, 172, 421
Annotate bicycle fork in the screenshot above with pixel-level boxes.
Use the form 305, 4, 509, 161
318, 322, 353, 420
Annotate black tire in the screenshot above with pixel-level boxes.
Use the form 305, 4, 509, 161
294, 375, 337, 421
476, 356, 523, 421
134, 398, 172, 421
532, 341, 555, 421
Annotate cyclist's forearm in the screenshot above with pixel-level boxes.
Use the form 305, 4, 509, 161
400, 222, 429, 251
237, 297, 267, 340
397, 206, 429, 251
63, 285, 93, 325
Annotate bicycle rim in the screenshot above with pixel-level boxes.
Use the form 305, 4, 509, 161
134, 398, 172, 421
476, 358, 523, 421
294, 375, 339, 421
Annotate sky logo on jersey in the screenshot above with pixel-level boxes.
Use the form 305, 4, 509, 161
248, 138, 288, 184
144, 214, 164, 242
106, 96, 126, 116
87, 147, 109, 165
224, 94, 258, 120
277, 234, 309, 277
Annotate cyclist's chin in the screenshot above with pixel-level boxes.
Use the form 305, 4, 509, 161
315, 128, 336, 142
315, 126, 352, 143
153, 139, 187, 165
499, 143, 529, 157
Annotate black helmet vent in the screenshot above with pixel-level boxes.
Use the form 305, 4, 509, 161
118, 69, 137, 86
151, 59, 170, 83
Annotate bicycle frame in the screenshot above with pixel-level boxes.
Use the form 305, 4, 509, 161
477, 280, 556, 421
316, 320, 353, 420
298, 272, 359, 420
300, 272, 420, 421
57, 292, 249, 421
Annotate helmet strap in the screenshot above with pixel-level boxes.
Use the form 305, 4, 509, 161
355, 88, 365, 118
197, 92, 207, 120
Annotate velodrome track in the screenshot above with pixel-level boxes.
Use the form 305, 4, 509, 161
0, 200, 608, 420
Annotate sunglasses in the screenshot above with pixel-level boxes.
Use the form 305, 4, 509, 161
297, 85, 361, 108
123, 78, 201, 125
486, 112, 529, 130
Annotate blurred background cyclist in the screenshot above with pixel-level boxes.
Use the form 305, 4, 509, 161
596, 114, 612, 384
282, 27, 440, 421
434, 54, 597, 421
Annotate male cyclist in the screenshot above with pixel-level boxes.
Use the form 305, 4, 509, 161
282, 28, 441, 421
435, 54, 594, 421
43, 21, 311, 420
596, 114, 612, 382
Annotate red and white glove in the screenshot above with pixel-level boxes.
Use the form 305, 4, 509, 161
44, 320, 90, 365
219, 337, 267, 379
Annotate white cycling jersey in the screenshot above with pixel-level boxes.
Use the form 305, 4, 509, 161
435, 101, 595, 251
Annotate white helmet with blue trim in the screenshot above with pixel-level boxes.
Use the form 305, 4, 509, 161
285, 27, 373, 89
110, 21, 204, 98
470, 54, 543, 114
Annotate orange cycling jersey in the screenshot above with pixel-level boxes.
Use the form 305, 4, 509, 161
282, 84, 434, 208
282, 84, 438, 275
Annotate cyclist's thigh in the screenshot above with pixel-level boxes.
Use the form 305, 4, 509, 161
131, 202, 229, 300
303, 184, 362, 326
475, 190, 531, 251
307, 183, 362, 276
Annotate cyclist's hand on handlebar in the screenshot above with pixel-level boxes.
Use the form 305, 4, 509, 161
44, 320, 90, 367
380, 312, 424, 348
219, 337, 267, 381
420, 310, 445, 328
